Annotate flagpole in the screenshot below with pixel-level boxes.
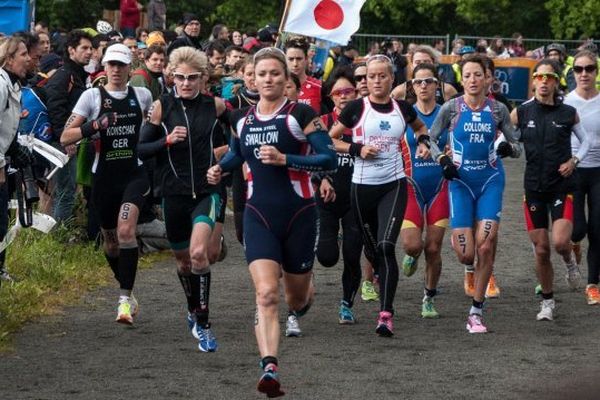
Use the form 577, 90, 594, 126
276, 0, 293, 48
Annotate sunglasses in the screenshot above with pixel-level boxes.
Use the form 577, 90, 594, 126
173, 72, 202, 82
412, 77, 438, 86
331, 87, 356, 97
532, 72, 559, 81
354, 74, 367, 82
573, 64, 597, 74
254, 47, 285, 60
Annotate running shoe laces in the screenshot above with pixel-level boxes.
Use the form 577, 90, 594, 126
466, 313, 487, 333
194, 323, 218, 352
375, 311, 393, 337
536, 299, 555, 321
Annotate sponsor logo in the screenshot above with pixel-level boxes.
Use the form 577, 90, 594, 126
379, 120, 391, 131
103, 98, 112, 109
129, 98, 137, 107
527, 120, 536, 128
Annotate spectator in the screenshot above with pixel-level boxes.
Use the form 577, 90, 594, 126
39, 32, 51, 56
509, 32, 526, 57
488, 36, 510, 59
120, 0, 143, 38
147, 0, 167, 31
123, 37, 142, 69
136, 28, 149, 44
231, 31, 243, 46
130, 45, 166, 100
34, 21, 49, 35
146, 31, 166, 48
433, 38, 445, 55
545, 43, 573, 92
44, 30, 93, 225
365, 41, 379, 57
224, 45, 244, 74
451, 38, 465, 55
167, 13, 202, 55
382, 37, 407, 86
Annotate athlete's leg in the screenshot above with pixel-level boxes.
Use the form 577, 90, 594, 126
451, 228, 475, 265
340, 209, 363, 307
529, 228, 553, 294
207, 222, 224, 264
423, 225, 446, 293
116, 202, 141, 297
315, 206, 341, 268
250, 259, 282, 358
552, 219, 574, 264
401, 227, 424, 259
472, 219, 499, 304
283, 272, 314, 320
101, 228, 120, 282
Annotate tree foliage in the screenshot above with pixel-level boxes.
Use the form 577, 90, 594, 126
32, 0, 600, 40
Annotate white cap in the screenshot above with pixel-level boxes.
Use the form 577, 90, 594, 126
96, 20, 113, 34
102, 44, 132, 65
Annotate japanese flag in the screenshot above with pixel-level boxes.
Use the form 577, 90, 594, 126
283, 0, 367, 45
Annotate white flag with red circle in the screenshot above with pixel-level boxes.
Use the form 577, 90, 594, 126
283, 0, 366, 45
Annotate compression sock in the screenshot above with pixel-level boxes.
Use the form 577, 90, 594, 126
193, 269, 211, 327
541, 291, 554, 300
177, 271, 201, 312
104, 253, 120, 284
470, 299, 484, 316
118, 244, 138, 293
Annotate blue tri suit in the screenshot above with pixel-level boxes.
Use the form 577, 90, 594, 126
428, 96, 519, 229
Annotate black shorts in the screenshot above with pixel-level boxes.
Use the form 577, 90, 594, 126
523, 190, 573, 231
163, 193, 221, 250
92, 168, 150, 230
216, 184, 227, 224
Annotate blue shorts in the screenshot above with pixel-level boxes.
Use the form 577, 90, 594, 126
449, 172, 505, 229
244, 200, 317, 274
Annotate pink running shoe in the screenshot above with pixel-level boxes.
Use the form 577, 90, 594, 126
466, 313, 487, 334
375, 311, 394, 337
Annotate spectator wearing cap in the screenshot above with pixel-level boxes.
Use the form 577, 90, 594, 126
147, 0, 167, 31
167, 13, 203, 55
146, 31, 166, 49
449, 45, 475, 92
120, 0, 143, 38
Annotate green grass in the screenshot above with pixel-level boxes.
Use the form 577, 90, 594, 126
0, 227, 167, 351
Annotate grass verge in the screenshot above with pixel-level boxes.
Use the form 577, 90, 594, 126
0, 227, 166, 351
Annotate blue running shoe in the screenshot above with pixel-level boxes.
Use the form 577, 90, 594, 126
257, 364, 285, 398
192, 323, 218, 352
338, 302, 356, 324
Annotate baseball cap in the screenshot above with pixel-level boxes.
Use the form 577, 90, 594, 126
102, 43, 132, 65
39, 53, 63, 74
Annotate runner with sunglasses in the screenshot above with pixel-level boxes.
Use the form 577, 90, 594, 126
330, 54, 428, 337
391, 45, 457, 105
564, 51, 600, 305
139, 46, 228, 352
61, 44, 153, 325
425, 54, 521, 333
316, 66, 363, 324
399, 63, 448, 318
207, 47, 336, 398
354, 63, 369, 98
512, 59, 594, 320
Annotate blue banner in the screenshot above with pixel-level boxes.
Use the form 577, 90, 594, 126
493, 66, 531, 103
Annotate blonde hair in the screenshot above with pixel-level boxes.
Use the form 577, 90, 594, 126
169, 46, 208, 74
413, 45, 439, 65
253, 47, 289, 78
0, 36, 25, 69
573, 49, 597, 65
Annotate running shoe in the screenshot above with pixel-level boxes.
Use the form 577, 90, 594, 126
285, 314, 301, 337
402, 255, 418, 277
565, 264, 582, 291
585, 284, 600, 305
338, 302, 355, 324
466, 313, 487, 333
257, 363, 285, 398
217, 235, 227, 262
0, 266, 15, 283
573, 242, 583, 266
534, 284, 542, 296
361, 280, 379, 302
116, 300, 133, 325
421, 297, 439, 319
193, 323, 218, 352
375, 311, 393, 337
485, 274, 501, 298
129, 294, 139, 317
536, 299, 555, 321
464, 271, 475, 297
187, 312, 195, 331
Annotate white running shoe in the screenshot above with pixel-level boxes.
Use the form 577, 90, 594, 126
536, 299, 555, 321
285, 314, 301, 337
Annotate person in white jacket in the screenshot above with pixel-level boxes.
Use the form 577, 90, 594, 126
0, 36, 31, 283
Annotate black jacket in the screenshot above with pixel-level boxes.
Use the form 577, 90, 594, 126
517, 97, 577, 193
167, 33, 203, 56
44, 58, 88, 140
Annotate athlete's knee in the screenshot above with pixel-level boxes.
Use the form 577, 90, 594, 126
424, 241, 442, 260
256, 286, 279, 309
533, 242, 551, 262
554, 238, 571, 256
403, 238, 423, 258
476, 239, 494, 258
377, 240, 396, 259
117, 223, 136, 245
316, 246, 339, 268
190, 243, 209, 269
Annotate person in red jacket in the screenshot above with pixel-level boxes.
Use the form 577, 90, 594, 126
120, 0, 142, 38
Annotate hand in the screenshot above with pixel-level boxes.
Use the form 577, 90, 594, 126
207, 165, 223, 185
64, 144, 77, 157
167, 126, 187, 146
439, 155, 459, 180
319, 179, 336, 203
81, 112, 117, 138
496, 141, 513, 158
259, 145, 285, 165
359, 145, 378, 159
558, 158, 576, 177
416, 143, 431, 159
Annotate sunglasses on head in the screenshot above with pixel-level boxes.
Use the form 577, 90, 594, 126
412, 77, 438, 86
331, 87, 356, 97
573, 64, 597, 74
367, 54, 392, 65
532, 72, 559, 81
354, 74, 367, 82
173, 72, 202, 82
